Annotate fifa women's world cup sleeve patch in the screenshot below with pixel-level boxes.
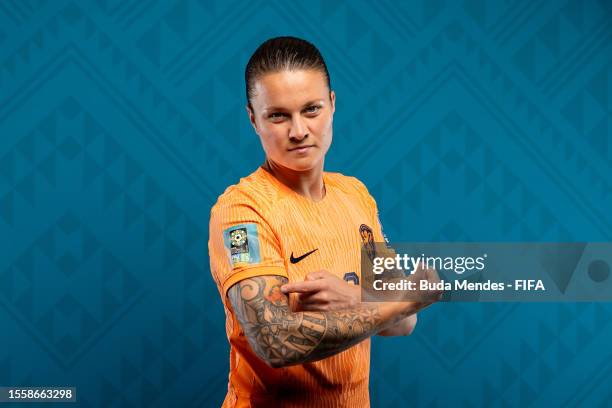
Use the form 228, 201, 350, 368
222, 223, 261, 267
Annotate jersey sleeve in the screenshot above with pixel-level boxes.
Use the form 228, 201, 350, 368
368, 196, 388, 244
352, 178, 404, 281
208, 196, 287, 298
351, 177, 389, 245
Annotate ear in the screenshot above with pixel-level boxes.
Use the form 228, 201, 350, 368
329, 90, 336, 114
246, 104, 258, 133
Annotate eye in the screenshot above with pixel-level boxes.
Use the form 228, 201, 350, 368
268, 112, 286, 122
304, 105, 321, 115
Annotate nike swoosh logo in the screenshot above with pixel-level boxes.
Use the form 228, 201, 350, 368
290, 248, 318, 264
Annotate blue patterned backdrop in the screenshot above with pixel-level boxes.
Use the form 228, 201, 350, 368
1, 0, 611, 406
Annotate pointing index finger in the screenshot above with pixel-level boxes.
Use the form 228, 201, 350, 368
281, 279, 324, 294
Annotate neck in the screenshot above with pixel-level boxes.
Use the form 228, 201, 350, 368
262, 158, 326, 202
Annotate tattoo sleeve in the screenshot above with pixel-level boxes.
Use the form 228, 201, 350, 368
228, 275, 406, 368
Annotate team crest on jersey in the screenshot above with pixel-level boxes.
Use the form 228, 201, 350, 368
359, 224, 376, 262
223, 223, 261, 267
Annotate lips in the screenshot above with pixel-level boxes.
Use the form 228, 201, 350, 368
288, 145, 314, 152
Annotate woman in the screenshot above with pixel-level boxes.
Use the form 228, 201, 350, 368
209, 36, 427, 408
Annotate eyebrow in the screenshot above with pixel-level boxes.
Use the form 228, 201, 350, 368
262, 100, 325, 113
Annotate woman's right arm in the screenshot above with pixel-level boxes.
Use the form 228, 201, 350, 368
227, 274, 421, 368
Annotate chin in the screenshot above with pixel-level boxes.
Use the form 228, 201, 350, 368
273, 153, 321, 172
284, 160, 317, 172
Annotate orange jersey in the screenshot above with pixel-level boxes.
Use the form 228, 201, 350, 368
208, 166, 386, 408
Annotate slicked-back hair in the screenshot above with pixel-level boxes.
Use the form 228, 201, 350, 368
245, 36, 331, 109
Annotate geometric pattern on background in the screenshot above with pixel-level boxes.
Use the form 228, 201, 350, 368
1, 0, 611, 406
0, 209, 142, 368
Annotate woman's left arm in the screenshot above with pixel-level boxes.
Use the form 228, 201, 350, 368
288, 270, 418, 337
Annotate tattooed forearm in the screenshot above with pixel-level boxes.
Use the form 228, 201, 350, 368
228, 275, 399, 368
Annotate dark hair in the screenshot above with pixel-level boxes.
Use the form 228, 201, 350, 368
245, 36, 331, 108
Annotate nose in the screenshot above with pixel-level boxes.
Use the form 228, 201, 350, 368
289, 116, 308, 142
